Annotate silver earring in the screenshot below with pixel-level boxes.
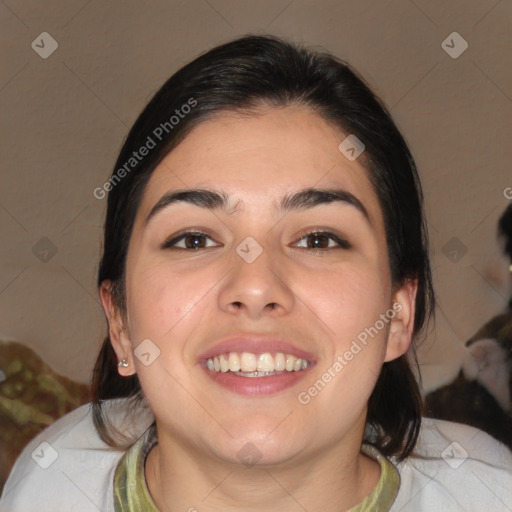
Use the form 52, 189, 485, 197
118, 358, 129, 368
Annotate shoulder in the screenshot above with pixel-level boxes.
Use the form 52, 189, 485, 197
390, 417, 512, 512
0, 399, 154, 512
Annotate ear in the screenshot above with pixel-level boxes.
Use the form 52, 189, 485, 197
99, 280, 136, 377
384, 279, 418, 362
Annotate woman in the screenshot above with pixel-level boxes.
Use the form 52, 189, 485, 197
2, 35, 511, 512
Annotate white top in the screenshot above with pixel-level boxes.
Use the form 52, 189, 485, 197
1, 399, 511, 511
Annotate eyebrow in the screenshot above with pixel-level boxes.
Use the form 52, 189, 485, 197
145, 187, 371, 226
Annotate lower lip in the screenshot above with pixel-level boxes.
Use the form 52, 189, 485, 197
201, 365, 314, 395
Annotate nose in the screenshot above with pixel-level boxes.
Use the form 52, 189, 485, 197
217, 244, 295, 320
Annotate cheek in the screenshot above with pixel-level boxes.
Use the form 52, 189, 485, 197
297, 262, 391, 345
125, 259, 214, 345
124, 262, 216, 416
294, 262, 390, 402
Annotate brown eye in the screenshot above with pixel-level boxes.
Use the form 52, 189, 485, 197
163, 232, 219, 250
294, 231, 351, 250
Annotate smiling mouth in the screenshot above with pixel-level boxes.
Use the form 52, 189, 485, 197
205, 351, 311, 377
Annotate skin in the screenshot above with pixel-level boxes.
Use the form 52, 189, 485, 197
100, 105, 417, 512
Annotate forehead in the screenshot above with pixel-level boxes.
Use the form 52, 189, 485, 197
139, 106, 383, 225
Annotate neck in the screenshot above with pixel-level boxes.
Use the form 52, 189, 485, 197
145, 424, 381, 512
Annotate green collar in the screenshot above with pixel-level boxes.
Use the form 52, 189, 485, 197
113, 423, 159, 512
114, 425, 400, 512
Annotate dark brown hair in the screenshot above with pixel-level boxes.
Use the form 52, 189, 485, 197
91, 34, 435, 461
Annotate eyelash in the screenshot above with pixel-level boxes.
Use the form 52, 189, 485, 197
162, 230, 351, 251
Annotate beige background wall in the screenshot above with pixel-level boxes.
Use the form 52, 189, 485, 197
1, 0, 511, 391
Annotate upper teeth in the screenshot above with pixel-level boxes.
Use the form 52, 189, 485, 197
206, 352, 309, 373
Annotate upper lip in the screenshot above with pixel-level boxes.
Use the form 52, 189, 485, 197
197, 333, 316, 362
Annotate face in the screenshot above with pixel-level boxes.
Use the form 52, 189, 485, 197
103, 106, 416, 466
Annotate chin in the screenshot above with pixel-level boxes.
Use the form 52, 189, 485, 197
218, 440, 299, 468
